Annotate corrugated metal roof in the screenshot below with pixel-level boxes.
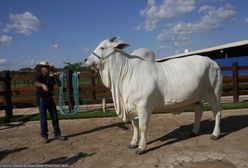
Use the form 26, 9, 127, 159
156, 40, 248, 62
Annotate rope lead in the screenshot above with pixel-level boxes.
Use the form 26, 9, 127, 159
59, 71, 80, 115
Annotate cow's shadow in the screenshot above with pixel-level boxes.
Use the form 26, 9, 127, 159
146, 115, 248, 153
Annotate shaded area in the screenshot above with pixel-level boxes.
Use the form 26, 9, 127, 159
146, 115, 248, 154
175, 160, 237, 168
43, 152, 95, 165
0, 114, 38, 130
65, 122, 129, 139
0, 147, 29, 161
0, 122, 25, 131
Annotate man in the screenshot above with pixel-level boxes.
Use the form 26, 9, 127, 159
34, 60, 65, 143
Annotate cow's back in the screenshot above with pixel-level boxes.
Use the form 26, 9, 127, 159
154, 55, 220, 109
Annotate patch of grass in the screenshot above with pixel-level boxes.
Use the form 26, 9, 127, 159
58, 110, 116, 120
0, 111, 116, 124
0, 113, 39, 124
183, 102, 248, 112
222, 102, 248, 109
0, 102, 247, 124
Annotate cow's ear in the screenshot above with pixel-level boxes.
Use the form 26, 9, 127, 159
115, 43, 130, 50
109, 37, 117, 42
114, 40, 130, 50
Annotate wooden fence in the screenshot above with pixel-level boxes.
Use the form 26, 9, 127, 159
221, 62, 248, 102
0, 62, 248, 118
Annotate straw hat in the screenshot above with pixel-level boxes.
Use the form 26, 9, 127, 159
35, 60, 50, 70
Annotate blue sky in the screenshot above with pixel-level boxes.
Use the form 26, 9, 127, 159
0, 0, 248, 70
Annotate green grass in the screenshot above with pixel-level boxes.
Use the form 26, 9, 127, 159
1, 102, 248, 124
0, 111, 117, 124
183, 102, 248, 112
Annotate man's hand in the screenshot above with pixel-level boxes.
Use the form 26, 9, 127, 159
49, 72, 59, 77
34, 81, 49, 91
42, 84, 49, 92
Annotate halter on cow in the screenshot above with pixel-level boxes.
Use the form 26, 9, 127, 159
85, 37, 223, 155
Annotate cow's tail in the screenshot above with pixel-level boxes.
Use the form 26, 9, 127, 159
211, 61, 223, 101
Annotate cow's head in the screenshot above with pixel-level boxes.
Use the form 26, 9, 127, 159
84, 37, 129, 69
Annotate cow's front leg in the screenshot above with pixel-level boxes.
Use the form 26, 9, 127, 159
136, 108, 151, 155
191, 102, 203, 136
128, 118, 139, 149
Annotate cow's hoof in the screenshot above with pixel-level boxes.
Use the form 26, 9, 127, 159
210, 135, 219, 140
128, 144, 138, 149
135, 148, 146, 155
190, 132, 197, 137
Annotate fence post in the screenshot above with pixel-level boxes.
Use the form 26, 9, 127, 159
67, 69, 75, 110
4, 71, 13, 119
102, 98, 106, 112
91, 71, 96, 102
232, 62, 239, 103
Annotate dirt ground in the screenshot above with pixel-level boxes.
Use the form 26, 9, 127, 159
0, 109, 248, 168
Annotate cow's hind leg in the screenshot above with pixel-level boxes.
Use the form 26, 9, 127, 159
208, 64, 222, 140
208, 95, 222, 140
211, 98, 221, 140
191, 102, 203, 137
128, 118, 139, 149
136, 107, 151, 155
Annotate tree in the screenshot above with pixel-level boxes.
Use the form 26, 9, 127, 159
63, 62, 90, 71
63, 62, 82, 71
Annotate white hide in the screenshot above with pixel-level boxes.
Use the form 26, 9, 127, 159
130, 48, 155, 62
85, 38, 223, 153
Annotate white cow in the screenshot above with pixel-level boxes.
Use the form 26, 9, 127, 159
85, 37, 223, 154
130, 48, 155, 62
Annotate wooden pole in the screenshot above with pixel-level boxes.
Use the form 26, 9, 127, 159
232, 62, 239, 103
4, 71, 13, 119
102, 98, 106, 112
67, 69, 75, 110
91, 71, 96, 102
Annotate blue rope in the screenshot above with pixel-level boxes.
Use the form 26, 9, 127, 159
59, 72, 80, 115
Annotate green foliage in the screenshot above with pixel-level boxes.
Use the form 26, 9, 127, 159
63, 62, 83, 71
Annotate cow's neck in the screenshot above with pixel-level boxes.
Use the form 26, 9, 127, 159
98, 59, 111, 89
99, 52, 131, 89
108, 52, 132, 85
103, 51, 131, 122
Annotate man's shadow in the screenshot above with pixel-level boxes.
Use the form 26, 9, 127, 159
65, 122, 129, 139
145, 115, 248, 153
42, 152, 95, 165
0, 147, 29, 161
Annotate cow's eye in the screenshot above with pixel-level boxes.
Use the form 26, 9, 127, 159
100, 47, 105, 50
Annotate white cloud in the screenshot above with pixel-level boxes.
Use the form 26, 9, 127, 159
81, 47, 90, 53
0, 58, 7, 64
174, 40, 191, 46
157, 45, 171, 50
0, 35, 12, 46
245, 17, 248, 24
3, 11, 44, 36
137, 0, 197, 31
50, 43, 60, 49
198, 5, 216, 13
207, 0, 226, 3
157, 5, 236, 42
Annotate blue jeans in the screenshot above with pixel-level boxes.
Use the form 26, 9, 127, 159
38, 97, 61, 138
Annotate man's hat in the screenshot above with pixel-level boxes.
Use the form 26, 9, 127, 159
35, 60, 51, 70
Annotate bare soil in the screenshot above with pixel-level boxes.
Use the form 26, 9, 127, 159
0, 109, 248, 168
